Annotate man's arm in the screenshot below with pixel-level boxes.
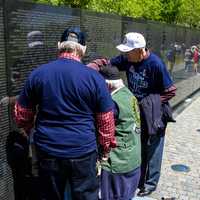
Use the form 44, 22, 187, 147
160, 85, 176, 102
156, 60, 177, 102
96, 110, 116, 160
15, 101, 36, 134
87, 55, 127, 71
87, 58, 109, 71
14, 72, 37, 134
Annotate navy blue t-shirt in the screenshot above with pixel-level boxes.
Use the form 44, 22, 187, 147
18, 58, 113, 158
110, 53, 173, 100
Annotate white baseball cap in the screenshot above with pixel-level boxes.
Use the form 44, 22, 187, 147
116, 32, 146, 52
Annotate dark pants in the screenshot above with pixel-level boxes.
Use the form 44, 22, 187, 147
7, 131, 40, 200
138, 133, 165, 191
101, 167, 141, 200
185, 60, 192, 71
37, 150, 98, 200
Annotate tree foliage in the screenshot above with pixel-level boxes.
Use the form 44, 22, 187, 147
34, 0, 200, 28
33, 0, 90, 7
160, 0, 182, 24
177, 0, 200, 28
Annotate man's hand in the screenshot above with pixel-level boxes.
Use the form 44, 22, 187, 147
101, 153, 109, 161
87, 58, 109, 71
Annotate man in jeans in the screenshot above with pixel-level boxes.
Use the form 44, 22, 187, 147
15, 27, 116, 200
88, 32, 176, 197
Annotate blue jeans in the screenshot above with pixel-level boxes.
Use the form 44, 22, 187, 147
138, 133, 165, 191
37, 150, 98, 200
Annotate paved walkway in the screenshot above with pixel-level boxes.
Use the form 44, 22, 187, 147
145, 95, 200, 200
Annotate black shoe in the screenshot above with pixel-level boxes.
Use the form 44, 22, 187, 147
137, 188, 154, 197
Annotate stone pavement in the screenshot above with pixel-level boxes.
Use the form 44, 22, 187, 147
145, 94, 200, 200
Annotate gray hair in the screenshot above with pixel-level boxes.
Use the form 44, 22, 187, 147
57, 41, 86, 58
105, 79, 124, 95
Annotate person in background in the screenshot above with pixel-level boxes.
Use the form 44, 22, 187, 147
15, 27, 116, 200
88, 32, 176, 197
192, 46, 199, 74
184, 48, 193, 72
98, 65, 141, 200
166, 44, 176, 77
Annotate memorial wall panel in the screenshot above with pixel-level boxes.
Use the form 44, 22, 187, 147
175, 27, 186, 44
185, 29, 194, 47
175, 27, 186, 65
0, 1, 14, 200
147, 21, 164, 57
2, 1, 81, 199
163, 25, 176, 49
6, 1, 81, 96
173, 27, 186, 80
122, 17, 147, 39
191, 29, 200, 45
81, 11, 122, 63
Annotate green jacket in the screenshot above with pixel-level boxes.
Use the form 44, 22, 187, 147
101, 86, 141, 173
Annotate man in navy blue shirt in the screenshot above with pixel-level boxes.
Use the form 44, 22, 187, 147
88, 32, 176, 197
15, 27, 116, 200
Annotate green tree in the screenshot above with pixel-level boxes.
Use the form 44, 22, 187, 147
34, 0, 200, 28
34, 0, 90, 7
159, 0, 182, 24
87, 0, 162, 21
177, 0, 200, 28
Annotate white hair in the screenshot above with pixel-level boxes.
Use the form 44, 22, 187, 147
57, 41, 86, 58
106, 79, 125, 95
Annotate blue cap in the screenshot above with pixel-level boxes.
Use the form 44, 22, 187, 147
60, 27, 86, 46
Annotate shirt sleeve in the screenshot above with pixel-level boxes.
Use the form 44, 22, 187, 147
156, 61, 174, 91
160, 85, 176, 102
110, 55, 129, 71
15, 71, 38, 133
96, 110, 116, 155
14, 101, 36, 133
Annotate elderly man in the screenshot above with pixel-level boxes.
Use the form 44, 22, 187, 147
88, 32, 176, 197
15, 27, 116, 200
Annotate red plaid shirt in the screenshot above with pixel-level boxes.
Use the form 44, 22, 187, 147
96, 110, 116, 154
14, 102, 36, 134
160, 85, 176, 102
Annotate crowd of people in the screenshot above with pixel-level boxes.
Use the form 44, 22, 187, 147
1, 27, 177, 200
166, 42, 200, 76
